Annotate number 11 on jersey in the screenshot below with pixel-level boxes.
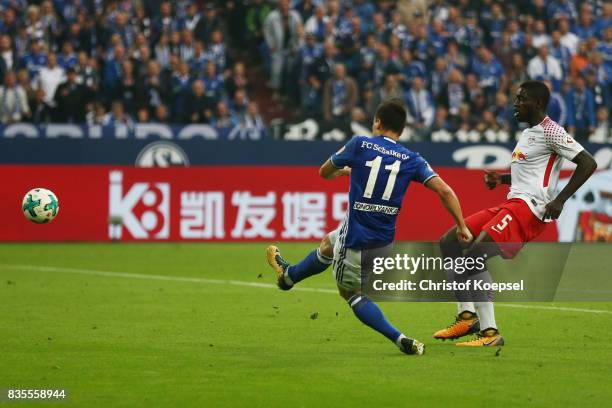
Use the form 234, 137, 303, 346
364, 156, 401, 200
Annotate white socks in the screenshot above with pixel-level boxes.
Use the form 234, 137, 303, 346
457, 302, 475, 314
475, 302, 497, 330
395, 333, 407, 348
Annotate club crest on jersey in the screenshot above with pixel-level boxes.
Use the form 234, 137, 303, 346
527, 137, 535, 146
511, 149, 528, 163
566, 136, 574, 144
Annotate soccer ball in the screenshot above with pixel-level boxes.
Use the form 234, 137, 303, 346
22, 188, 60, 224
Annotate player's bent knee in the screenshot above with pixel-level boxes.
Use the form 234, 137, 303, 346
319, 234, 333, 258
337, 286, 357, 301
440, 227, 458, 244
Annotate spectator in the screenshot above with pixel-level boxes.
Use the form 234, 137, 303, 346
506, 53, 526, 88
549, 30, 573, 76
430, 106, 453, 134
583, 66, 610, 113
136, 61, 168, 114
231, 88, 250, 119
429, 57, 448, 100
450, 102, 477, 132
490, 92, 513, 130
495, 32, 515, 71
322, 63, 357, 126
136, 108, 150, 123
570, 42, 590, 78
153, 104, 170, 122
20, 39, 47, 80
544, 80, 568, 127
104, 100, 134, 126
170, 61, 191, 122
226, 62, 250, 99
589, 107, 610, 143
547, 0, 578, 24
245, 0, 273, 54
35, 53, 65, 116
243, 101, 266, 133
558, 17, 579, 55
195, 3, 223, 44
359, 83, 378, 124
483, 3, 506, 46
310, 39, 337, 85
212, 100, 239, 131
54, 68, 88, 122
0, 35, 16, 81
532, 20, 550, 48
29, 87, 50, 124
527, 45, 564, 89
203, 61, 224, 102
377, 74, 403, 103
566, 75, 596, 140
405, 76, 435, 130
445, 40, 468, 72
263, 0, 302, 98
16, 68, 34, 102
304, 5, 329, 42
575, 6, 598, 40
0, 71, 30, 123
438, 68, 467, 118
185, 79, 215, 123
472, 46, 506, 101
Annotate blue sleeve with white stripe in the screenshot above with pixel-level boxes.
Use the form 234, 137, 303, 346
330, 136, 361, 168
414, 156, 437, 184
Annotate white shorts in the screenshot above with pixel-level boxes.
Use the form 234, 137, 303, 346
330, 222, 362, 291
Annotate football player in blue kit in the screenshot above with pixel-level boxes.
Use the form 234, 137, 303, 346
267, 99, 472, 355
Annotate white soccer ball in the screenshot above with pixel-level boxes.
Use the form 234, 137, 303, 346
22, 188, 60, 224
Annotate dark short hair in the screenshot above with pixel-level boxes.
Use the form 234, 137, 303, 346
520, 80, 550, 109
374, 99, 407, 134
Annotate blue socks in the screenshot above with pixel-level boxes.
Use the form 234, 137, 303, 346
285, 249, 332, 285
348, 294, 402, 342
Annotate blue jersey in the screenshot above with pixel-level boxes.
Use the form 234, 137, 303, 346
331, 135, 437, 249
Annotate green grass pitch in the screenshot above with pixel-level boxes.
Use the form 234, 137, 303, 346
1, 243, 611, 407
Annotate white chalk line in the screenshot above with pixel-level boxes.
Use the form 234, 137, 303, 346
4, 264, 612, 316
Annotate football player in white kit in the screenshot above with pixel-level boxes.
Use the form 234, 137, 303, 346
435, 80, 597, 346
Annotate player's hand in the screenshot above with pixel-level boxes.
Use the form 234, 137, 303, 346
484, 170, 502, 190
543, 198, 564, 220
456, 225, 473, 243
338, 167, 351, 177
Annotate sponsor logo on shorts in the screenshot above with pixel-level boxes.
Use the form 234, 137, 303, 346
353, 201, 399, 215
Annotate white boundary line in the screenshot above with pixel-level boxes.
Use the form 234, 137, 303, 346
5, 264, 612, 315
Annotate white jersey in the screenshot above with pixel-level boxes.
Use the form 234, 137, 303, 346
508, 116, 584, 222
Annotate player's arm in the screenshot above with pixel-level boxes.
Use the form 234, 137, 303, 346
320, 137, 358, 180
543, 150, 597, 220
425, 176, 473, 243
484, 170, 511, 189
319, 160, 349, 179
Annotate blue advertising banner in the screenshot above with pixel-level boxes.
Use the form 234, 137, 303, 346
0, 124, 610, 168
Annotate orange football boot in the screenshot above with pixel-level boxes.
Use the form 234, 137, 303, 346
456, 328, 505, 347
433, 311, 480, 340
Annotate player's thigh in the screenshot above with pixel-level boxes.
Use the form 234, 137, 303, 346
332, 243, 361, 292
320, 227, 340, 258
481, 208, 525, 259
464, 206, 501, 238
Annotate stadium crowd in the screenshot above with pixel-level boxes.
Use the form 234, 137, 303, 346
0, 0, 265, 133
0, 0, 609, 142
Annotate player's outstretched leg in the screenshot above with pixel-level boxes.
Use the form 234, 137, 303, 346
456, 231, 504, 347
434, 227, 480, 340
341, 288, 424, 355
266, 234, 334, 290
